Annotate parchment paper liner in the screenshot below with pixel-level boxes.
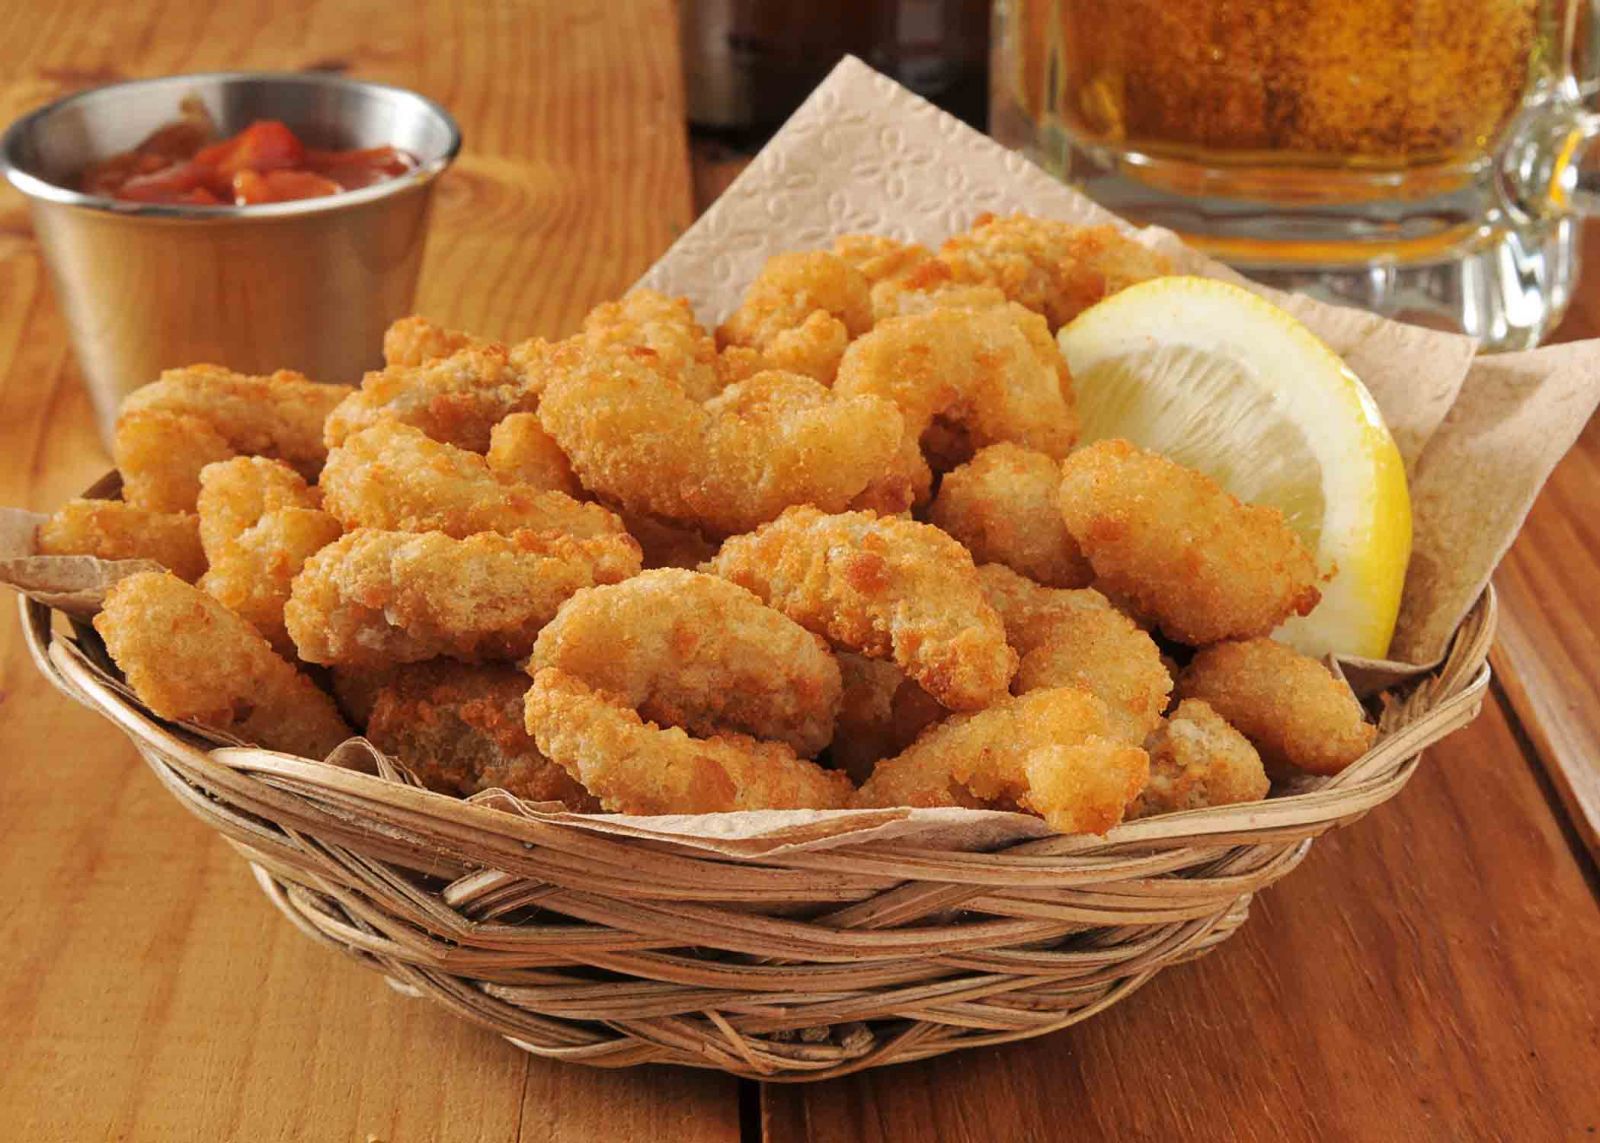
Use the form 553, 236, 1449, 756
5, 58, 1592, 856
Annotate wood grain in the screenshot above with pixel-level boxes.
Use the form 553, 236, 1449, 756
0, 3, 738, 1140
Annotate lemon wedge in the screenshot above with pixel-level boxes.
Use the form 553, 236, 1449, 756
1057, 276, 1411, 660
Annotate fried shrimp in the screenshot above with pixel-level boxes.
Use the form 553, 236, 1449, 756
716, 251, 874, 383
849, 431, 934, 515
320, 421, 623, 539
853, 687, 1148, 834
580, 289, 727, 401
285, 527, 642, 666
834, 306, 1077, 467
382, 315, 487, 368
1059, 439, 1322, 645
976, 563, 1171, 740
831, 233, 937, 321
120, 364, 350, 479
486, 412, 581, 496
937, 214, 1171, 328
929, 443, 1091, 588
366, 660, 597, 809
37, 499, 206, 581
323, 345, 538, 453
196, 457, 319, 560
526, 668, 854, 814
1177, 638, 1375, 776
710, 506, 1016, 710
95, 571, 351, 758
1129, 699, 1269, 819
531, 569, 842, 757
536, 348, 904, 537
198, 507, 344, 657
113, 411, 235, 512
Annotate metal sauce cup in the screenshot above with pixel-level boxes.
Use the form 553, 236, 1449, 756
1, 72, 461, 447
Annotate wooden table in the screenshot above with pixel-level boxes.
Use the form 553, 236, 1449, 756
0, 4, 1596, 1139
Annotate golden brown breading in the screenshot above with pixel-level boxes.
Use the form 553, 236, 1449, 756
323, 345, 538, 453
531, 569, 842, 757
198, 507, 343, 657
1176, 638, 1375, 776
1059, 439, 1321, 645
285, 527, 642, 667
382, 315, 488, 368
526, 668, 854, 813
113, 410, 235, 512
710, 506, 1016, 710
976, 563, 1171, 741
929, 443, 1091, 588
366, 660, 597, 809
94, 571, 351, 757
853, 686, 1148, 834
1128, 699, 1269, 819
716, 251, 874, 383
120, 364, 350, 479
937, 214, 1171, 328
848, 431, 934, 515
835, 307, 1077, 467
536, 347, 904, 537
320, 421, 623, 539
486, 412, 581, 496
196, 457, 319, 561
37, 499, 206, 582
328, 664, 397, 730
580, 289, 726, 401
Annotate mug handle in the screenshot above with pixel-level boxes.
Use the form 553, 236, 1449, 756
1498, 0, 1600, 220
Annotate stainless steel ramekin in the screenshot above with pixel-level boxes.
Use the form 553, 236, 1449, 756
1, 72, 461, 447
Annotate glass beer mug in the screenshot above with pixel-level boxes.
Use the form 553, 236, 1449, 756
990, 0, 1600, 348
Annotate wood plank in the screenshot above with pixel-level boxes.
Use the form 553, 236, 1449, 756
762, 692, 1600, 1140
0, 3, 738, 1140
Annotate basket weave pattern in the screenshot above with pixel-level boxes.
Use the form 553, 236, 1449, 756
21, 583, 1493, 1080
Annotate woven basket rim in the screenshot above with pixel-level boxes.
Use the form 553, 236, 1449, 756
18, 573, 1496, 861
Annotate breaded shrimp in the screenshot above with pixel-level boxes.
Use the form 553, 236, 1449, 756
198, 507, 344, 657
37, 499, 206, 582
1128, 699, 1270, 819
285, 527, 642, 666
196, 457, 319, 561
366, 660, 597, 809
113, 410, 235, 513
536, 348, 904, 537
1177, 638, 1375, 776
929, 443, 1091, 588
382, 315, 488, 368
1059, 439, 1321, 645
323, 345, 538, 453
581, 289, 727, 401
717, 251, 874, 384
530, 569, 843, 757
95, 571, 351, 758
853, 687, 1148, 834
120, 364, 350, 479
486, 411, 581, 496
710, 506, 1016, 710
526, 668, 854, 814
320, 421, 623, 539
937, 214, 1171, 328
835, 306, 1077, 467
831, 233, 938, 321
976, 563, 1171, 741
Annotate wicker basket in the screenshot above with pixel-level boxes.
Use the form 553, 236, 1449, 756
18, 541, 1493, 1080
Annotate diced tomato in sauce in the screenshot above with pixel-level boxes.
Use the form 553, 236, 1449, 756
80, 115, 417, 206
